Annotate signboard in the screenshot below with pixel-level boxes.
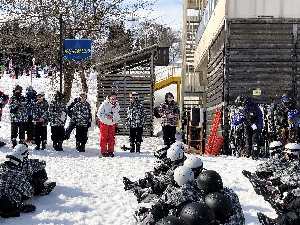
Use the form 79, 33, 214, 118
63, 39, 92, 61
253, 88, 261, 96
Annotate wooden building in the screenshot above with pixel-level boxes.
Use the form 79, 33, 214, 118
93, 45, 158, 137
183, 0, 300, 154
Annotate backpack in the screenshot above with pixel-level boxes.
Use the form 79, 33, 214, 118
154, 106, 161, 118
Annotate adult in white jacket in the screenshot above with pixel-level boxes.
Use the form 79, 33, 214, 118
97, 91, 120, 157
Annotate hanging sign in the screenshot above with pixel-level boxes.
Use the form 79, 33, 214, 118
63, 39, 92, 61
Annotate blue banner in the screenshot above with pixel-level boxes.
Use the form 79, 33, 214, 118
63, 39, 92, 61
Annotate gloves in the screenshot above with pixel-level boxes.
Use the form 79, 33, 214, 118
251, 124, 257, 130
0, 98, 2, 104
52, 106, 56, 112
115, 126, 120, 133
87, 122, 91, 128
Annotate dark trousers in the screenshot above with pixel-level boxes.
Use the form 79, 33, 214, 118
275, 197, 300, 225
162, 125, 176, 148
51, 126, 65, 142
26, 115, 34, 140
129, 127, 143, 145
11, 122, 26, 140
245, 127, 260, 157
75, 126, 88, 145
34, 123, 47, 146
65, 120, 76, 138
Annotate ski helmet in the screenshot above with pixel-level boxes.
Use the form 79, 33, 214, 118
281, 92, 295, 107
205, 192, 233, 223
13, 84, 23, 92
156, 215, 186, 225
174, 166, 194, 186
283, 143, 300, 158
6, 151, 24, 167
235, 95, 248, 107
269, 141, 283, 155
129, 92, 139, 100
79, 91, 87, 97
183, 155, 203, 178
196, 170, 223, 194
167, 144, 185, 162
13, 144, 29, 159
179, 202, 215, 225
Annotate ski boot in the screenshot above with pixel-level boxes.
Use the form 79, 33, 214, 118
123, 177, 137, 190
257, 212, 277, 225
40, 182, 56, 196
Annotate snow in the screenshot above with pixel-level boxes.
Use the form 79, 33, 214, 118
0, 73, 277, 225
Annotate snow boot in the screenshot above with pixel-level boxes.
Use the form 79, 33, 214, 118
257, 212, 276, 225
123, 177, 137, 190
130, 142, 135, 153
136, 143, 141, 153
53, 142, 58, 151
108, 152, 114, 157
19, 139, 25, 145
11, 138, 17, 148
41, 140, 47, 150
40, 182, 56, 196
0, 210, 20, 218
0, 141, 6, 147
57, 142, 63, 151
17, 203, 36, 213
76, 142, 81, 152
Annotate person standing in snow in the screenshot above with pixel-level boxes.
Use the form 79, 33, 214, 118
25, 86, 37, 143
233, 95, 263, 160
32, 92, 49, 150
0, 90, 9, 147
97, 91, 120, 157
64, 97, 80, 140
72, 92, 92, 152
126, 92, 146, 153
48, 91, 67, 151
9, 85, 28, 147
158, 92, 180, 149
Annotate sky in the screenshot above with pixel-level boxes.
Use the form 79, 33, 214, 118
0, 72, 279, 225
126, 0, 183, 31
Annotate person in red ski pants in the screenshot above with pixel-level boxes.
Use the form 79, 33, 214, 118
97, 92, 120, 157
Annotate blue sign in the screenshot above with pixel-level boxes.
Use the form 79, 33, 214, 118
63, 39, 92, 61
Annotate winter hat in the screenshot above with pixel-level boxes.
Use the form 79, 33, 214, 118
6, 151, 24, 167
36, 92, 45, 100
26, 86, 33, 92
129, 92, 139, 100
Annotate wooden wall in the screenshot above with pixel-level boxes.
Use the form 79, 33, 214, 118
204, 19, 300, 154
96, 73, 155, 137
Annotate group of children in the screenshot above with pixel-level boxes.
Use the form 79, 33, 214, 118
123, 141, 245, 224
243, 141, 300, 225
3, 84, 92, 152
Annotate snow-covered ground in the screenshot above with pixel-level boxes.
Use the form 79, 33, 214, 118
0, 73, 276, 225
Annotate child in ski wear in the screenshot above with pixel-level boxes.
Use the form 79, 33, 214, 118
14, 144, 56, 196
49, 91, 67, 151
123, 142, 186, 202
97, 91, 120, 157
32, 92, 49, 150
135, 166, 201, 224
126, 92, 146, 153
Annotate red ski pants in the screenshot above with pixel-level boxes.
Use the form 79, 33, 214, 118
99, 121, 116, 154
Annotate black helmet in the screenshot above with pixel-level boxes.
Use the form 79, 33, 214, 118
235, 95, 247, 107
14, 85, 23, 92
205, 192, 233, 223
281, 91, 294, 107
196, 170, 223, 194
179, 202, 215, 225
54, 91, 63, 100
156, 215, 186, 225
